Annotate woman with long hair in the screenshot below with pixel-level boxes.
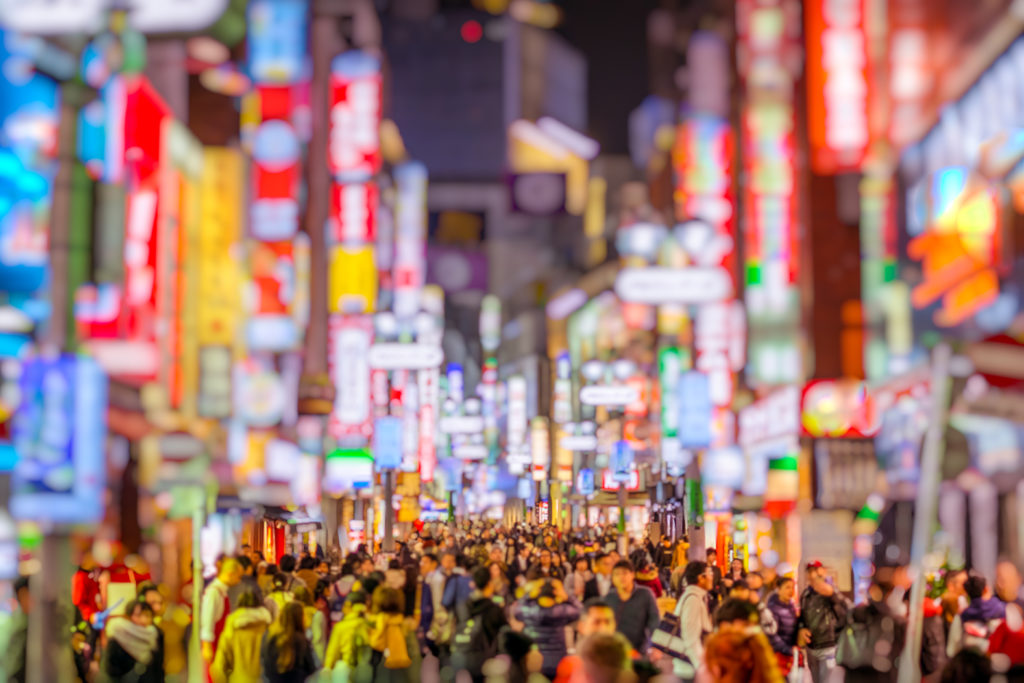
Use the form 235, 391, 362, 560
264, 571, 294, 622
261, 602, 317, 683
369, 585, 417, 682
211, 587, 272, 683
704, 628, 785, 683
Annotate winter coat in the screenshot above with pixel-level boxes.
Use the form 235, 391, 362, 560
948, 597, 1006, 657
210, 607, 272, 683
512, 596, 581, 677
101, 618, 164, 683
324, 603, 371, 672
441, 572, 474, 616
841, 598, 906, 683
451, 596, 509, 678
800, 585, 849, 649
260, 633, 318, 683
766, 593, 799, 655
72, 568, 102, 624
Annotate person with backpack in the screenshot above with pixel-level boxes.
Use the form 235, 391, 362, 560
210, 587, 272, 683
324, 590, 372, 681
369, 586, 418, 682
837, 576, 907, 683
512, 577, 581, 678
798, 561, 850, 683
451, 566, 509, 683
947, 573, 1006, 658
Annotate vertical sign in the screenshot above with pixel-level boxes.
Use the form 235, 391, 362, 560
328, 316, 373, 440
507, 375, 528, 474
418, 367, 439, 482
373, 416, 403, 470
805, 0, 870, 174
393, 162, 427, 321
678, 371, 713, 449
328, 51, 382, 180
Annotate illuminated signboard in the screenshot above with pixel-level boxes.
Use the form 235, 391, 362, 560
247, 0, 307, 84
374, 416, 402, 470
530, 417, 549, 481
801, 379, 872, 438
324, 448, 373, 496
328, 50, 381, 181
328, 182, 377, 245
579, 385, 640, 407
328, 315, 373, 440
250, 86, 302, 242
659, 347, 688, 439
678, 371, 713, 449
418, 367, 439, 482
368, 343, 443, 370
328, 245, 377, 314
0, 0, 228, 35
198, 148, 244, 347
393, 162, 427, 320
614, 267, 734, 304
887, 0, 933, 147
805, 0, 870, 174
234, 358, 286, 428
507, 375, 528, 453
738, 385, 801, 448
11, 356, 107, 523
246, 234, 309, 351
601, 467, 640, 491
480, 295, 501, 353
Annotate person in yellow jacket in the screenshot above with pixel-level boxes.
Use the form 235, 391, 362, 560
369, 586, 420, 683
210, 588, 273, 683
324, 591, 372, 681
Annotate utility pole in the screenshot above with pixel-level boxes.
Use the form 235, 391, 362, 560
382, 470, 395, 553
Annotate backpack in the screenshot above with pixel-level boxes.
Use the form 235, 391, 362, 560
452, 602, 500, 675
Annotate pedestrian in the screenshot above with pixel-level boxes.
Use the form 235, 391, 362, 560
535, 548, 565, 580
498, 628, 543, 683
676, 560, 714, 672
442, 554, 475, 627
837, 576, 907, 683
565, 556, 592, 602
705, 549, 724, 601
635, 556, 664, 599
946, 572, 1005, 657
722, 558, 745, 592
512, 577, 581, 678
201, 557, 243, 680
488, 560, 512, 605
583, 553, 614, 602
940, 569, 967, 633
605, 559, 660, 654
229, 555, 263, 610
296, 556, 321, 594
101, 599, 164, 683
554, 599, 622, 683
997, 560, 1024, 611
369, 585, 416, 682
324, 590, 371, 679
262, 601, 318, 683
210, 587, 273, 683
3, 577, 30, 683
278, 555, 299, 591
704, 627, 784, 683
798, 561, 849, 683
921, 595, 948, 681
576, 632, 634, 683
765, 577, 799, 676
265, 571, 295, 622
509, 544, 532, 587
451, 566, 509, 683
72, 551, 102, 627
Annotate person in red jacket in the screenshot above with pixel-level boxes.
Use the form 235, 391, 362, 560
989, 603, 1024, 668
72, 550, 101, 626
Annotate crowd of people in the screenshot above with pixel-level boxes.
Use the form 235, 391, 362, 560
27, 521, 1024, 682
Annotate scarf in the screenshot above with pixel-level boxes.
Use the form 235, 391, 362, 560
107, 618, 159, 665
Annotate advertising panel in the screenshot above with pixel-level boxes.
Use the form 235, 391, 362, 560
373, 416, 403, 470
328, 315, 373, 440
418, 367, 439, 482
328, 244, 377, 314
247, 0, 307, 84
393, 162, 427, 320
11, 356, 107, 523
328, 51, 381, 181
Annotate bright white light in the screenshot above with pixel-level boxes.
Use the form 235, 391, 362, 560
546, 288, 587, 320
368, 344, 442, 370
537, 117, 600, 160
580, 360, 605, 382
579, 385, 639, 406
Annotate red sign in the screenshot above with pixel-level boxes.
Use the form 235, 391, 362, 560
888, 0, 934, 147
328, 51, 381, 180
251, 85, 302, 241
601, 468, 641, 491
805, 0, 871, 174
328, 181, 378, 245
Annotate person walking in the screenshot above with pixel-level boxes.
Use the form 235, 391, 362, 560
101, 600, 165, 683
704, 628, 784, 683
451, 566, 509, 683
512, 578, 581, 679
799, 561, 849, 683
201, 558, 243, 681
583, 552, 614, 602
676, 561, 714, 673
947, 573, 1006, 657
210, 588, 273, 683
604, 560, 661, 655
265, 572, 295, 622
261, 602, 318, 683
369, 586, 417, 682
564, 556, 592, 602
837, 577, 907, 683
765, 577, 799, 676
324, 590, 372, 680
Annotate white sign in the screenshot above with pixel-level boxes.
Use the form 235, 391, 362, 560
560, 434, 598, 451
453, 444, 488, 460
0, 0, 227, 34
614, 266, 733, 304
368, 343, 442, 370
738, 385, 801, 448
330, 320, 372, 430
507, 376, 528, 449
579, 385, 640, 406
440, 415, 485, 435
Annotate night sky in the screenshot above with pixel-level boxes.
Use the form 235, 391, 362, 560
557, 0, 658, 154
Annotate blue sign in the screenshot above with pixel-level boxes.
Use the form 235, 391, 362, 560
577, 468, 595, 496
373, 416, 403, 470
446, 363, 464, 404
247, 0, 309, 84
678, 371, 712, 449
11, 355, 107, 523
611, 440, 633, 483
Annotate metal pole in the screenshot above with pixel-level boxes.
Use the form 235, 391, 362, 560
188, 493, 205, 683
898, 344, 952, 683
27, 531, 74, 683
383, 470, 395, 553
617, 483, 628, 556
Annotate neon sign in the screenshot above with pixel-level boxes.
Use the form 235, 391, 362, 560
328, 51, 381, 181
805, 0, 870, 174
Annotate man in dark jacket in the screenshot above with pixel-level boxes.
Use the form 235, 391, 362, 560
838, 577, 906, 683
766, 577, 799, 676
799, 561, 850, 683
605, 560, 661, 654
583, 552, 614, 602
452, 566, 509, 683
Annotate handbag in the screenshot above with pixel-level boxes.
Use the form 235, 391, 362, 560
650, 593, 698, 675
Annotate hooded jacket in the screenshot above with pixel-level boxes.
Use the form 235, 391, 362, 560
948, 596, 1006, 657
211, 607, 273, 683
324, 603, 370, 671
452, 595, 509, 678
512, 595, 581, 676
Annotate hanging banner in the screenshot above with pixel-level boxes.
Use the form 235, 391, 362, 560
328, 50, 382, 181
328, 315, 373, 440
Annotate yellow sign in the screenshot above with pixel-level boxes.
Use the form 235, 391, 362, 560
328, 245, 378, 314
508, 120, 590, 215
198, 149, 244, 346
